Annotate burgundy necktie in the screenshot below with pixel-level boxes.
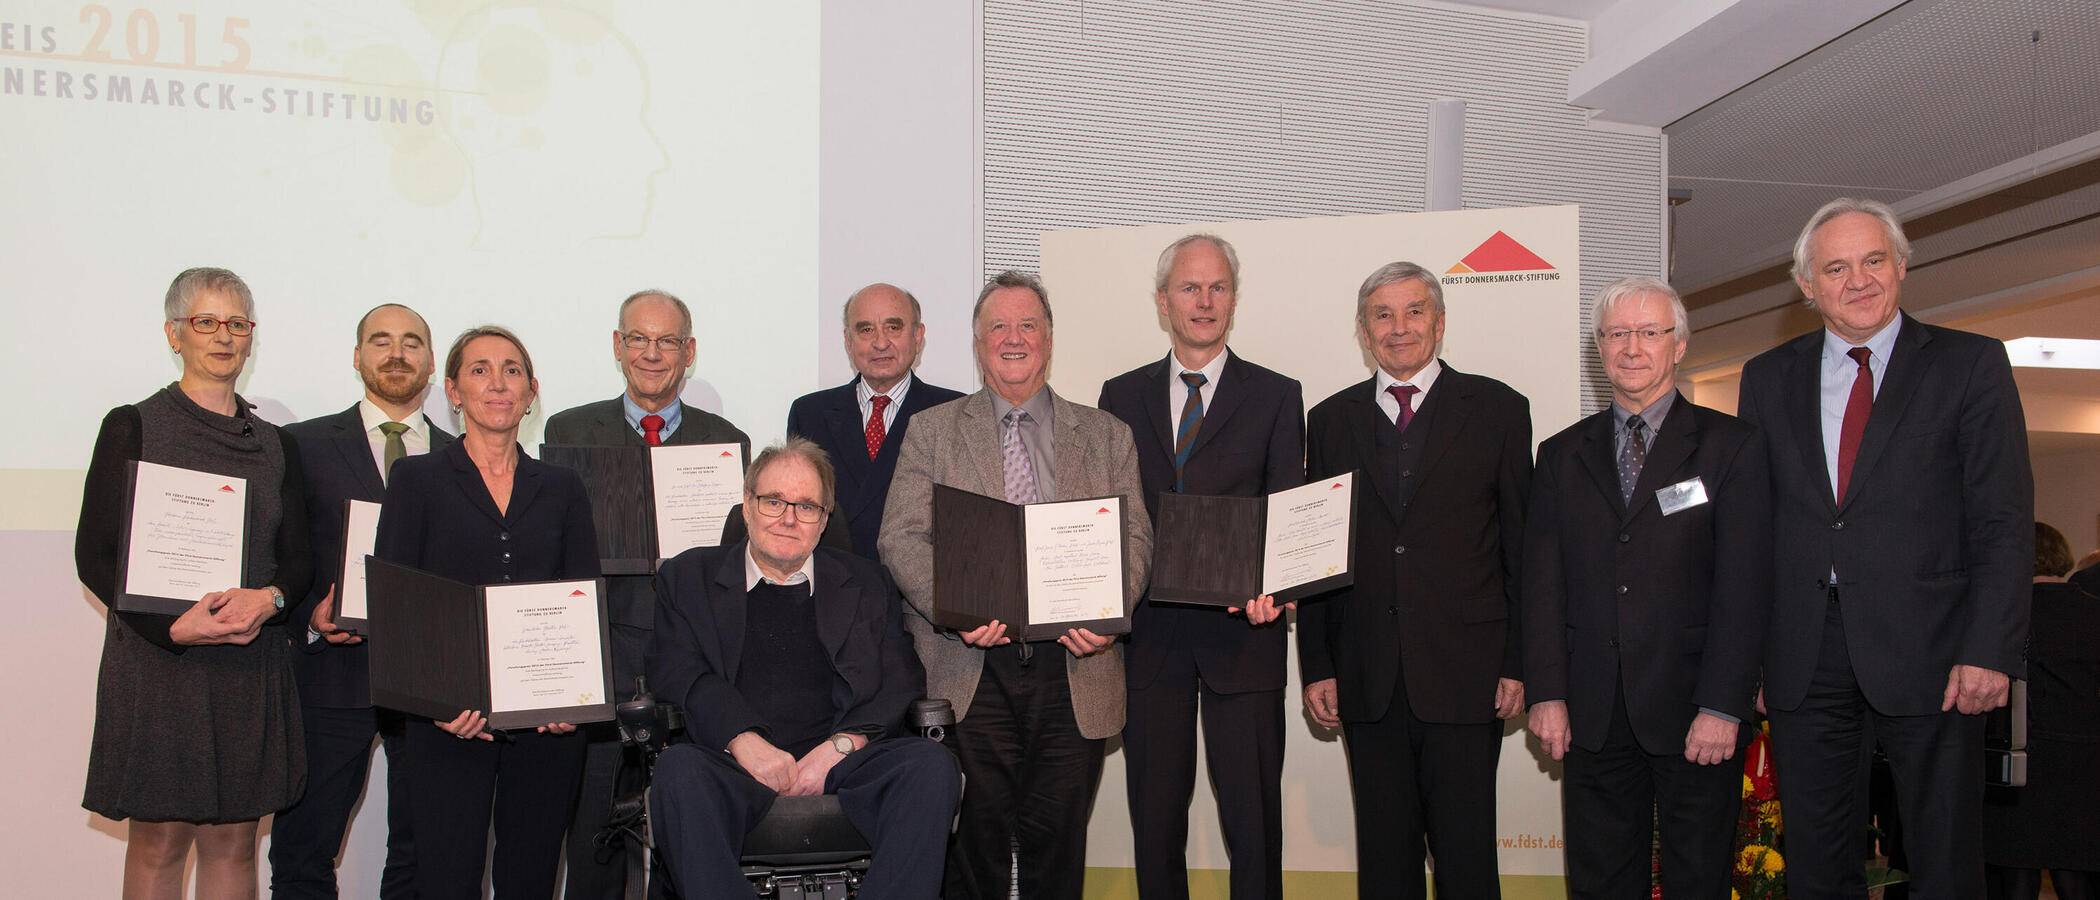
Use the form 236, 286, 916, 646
1387, 383, 1420, 431
864, 395, 891, 460
641, 413, 665, 446
1836, 347, 1873, 500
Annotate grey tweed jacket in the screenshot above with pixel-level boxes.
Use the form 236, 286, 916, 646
877, 386, 1152, 739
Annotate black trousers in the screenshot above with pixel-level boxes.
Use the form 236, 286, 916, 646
1341, 671, 1502, 900
651, 737, 959, 900
268, 705, 414, 899
947, 643, 1108, 900
1768, 599, 1985, 900
404, 721, 586, 899
1124, 646, 1284, 900
1561, 685, 1741, 899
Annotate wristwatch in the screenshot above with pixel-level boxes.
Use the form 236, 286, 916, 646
266, 585, 286, 610
831, 734, 859, 755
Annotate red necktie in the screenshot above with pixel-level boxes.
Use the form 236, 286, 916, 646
641, 414, 665, 447
1386, 383, 1420, 431
1836, 347, 1873, 500
864, 395, 891, 459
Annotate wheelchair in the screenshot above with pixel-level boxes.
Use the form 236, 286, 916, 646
599, 683, 956, 899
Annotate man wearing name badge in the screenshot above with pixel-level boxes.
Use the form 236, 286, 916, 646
1522, 277, 1770, 899
783, 283, 963, 565
648, 439, 958, 899
541, 288, 751, 900
1298, 262, 1531, 900
1097, 234, 1304, 900
1736, 198, 2032, 899
272, 303, 453, 899
880, 271, 1153, 900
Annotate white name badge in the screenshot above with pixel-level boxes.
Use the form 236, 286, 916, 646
1655, 476, 1710, 516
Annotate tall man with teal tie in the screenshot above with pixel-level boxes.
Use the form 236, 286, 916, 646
1098, 234, 1303, 899
1736, 198, 2032, 899
543, 289, 750, 900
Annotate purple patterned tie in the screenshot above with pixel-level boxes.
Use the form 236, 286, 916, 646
1387, 383, 1420, 431
1001, 409, 1040, 504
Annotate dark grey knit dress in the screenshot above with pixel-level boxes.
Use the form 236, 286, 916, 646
76, 384, 313, 822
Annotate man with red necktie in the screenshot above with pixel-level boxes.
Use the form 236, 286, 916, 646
785, 283, 963, 566
1299, 261, 1532, 900
542, 289, 751, 900
1735, 198, 2033, 900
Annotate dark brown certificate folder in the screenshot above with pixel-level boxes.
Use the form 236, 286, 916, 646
365, 558, 615, 729
1149, 472, 1358, 607
539, 445, 655, 575
931, 484, 1132, 642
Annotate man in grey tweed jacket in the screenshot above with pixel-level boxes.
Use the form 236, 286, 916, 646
879, 271, 1151, 900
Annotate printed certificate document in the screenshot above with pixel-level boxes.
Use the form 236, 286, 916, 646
931, 485, 1132, 641
649, 443, 745, 559
1150, 471, 1356, 607
118, 460, 248, 614
333, 499, 381, 630
484, 580, 612, 723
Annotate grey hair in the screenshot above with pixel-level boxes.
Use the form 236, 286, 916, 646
841, 282, 924, 328
971, 270, 1053, 329
1790, 197, 1912, 284
618, 289, 692, 337
1590, 276, 1688, 343
1354, 261, 1444, 324
163, 267, 255, 322
744, 436, 837, 512
1153, 233, 1241, 294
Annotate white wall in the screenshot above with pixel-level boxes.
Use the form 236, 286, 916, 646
2034, 449, 2100, 560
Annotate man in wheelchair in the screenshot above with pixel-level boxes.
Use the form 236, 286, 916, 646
647, 439, 960, 898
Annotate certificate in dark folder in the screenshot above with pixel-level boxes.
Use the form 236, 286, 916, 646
539, 445, 656, 575
931, 484, 1132, 642
365, 558, 616, 729
115, 460, 250, 614
1149, 471, 1357, 607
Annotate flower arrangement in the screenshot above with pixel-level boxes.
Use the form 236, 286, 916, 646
1733, 720, 1786, 899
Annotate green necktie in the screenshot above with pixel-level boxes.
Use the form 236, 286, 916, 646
378, 421, 409, 481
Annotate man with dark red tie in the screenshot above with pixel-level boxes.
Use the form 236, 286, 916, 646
1736, 198, 2033, 899
543, 289, 751, 900
784, 283, 963, 565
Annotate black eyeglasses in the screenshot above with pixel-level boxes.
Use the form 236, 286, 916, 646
179, 315, 257, 336
753, 495, 827, 524
622, 333, 686, 353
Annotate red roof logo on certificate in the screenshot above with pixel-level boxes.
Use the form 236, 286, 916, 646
1446, 231, 1554, 274
570, 589, 587, 597
1097, 507, 1111, 514
1331, 482, 1345, 489
219, 484, 237, 493
719, 450, 735, 457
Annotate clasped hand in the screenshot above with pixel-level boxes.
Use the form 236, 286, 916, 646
169, 587, 278, 646
730, 732, 858, 796
959, 620, 1115, 657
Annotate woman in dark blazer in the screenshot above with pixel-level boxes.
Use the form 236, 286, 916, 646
1984, 522, 2100, 900
77, 267, 312, 899
375, 325, 600, 898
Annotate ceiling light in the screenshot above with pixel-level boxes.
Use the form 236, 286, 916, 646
2003, 337, 2100, 370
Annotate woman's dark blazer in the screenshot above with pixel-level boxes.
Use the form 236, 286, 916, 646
374, 440, 600, 587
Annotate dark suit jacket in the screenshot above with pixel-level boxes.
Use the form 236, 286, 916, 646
544, 396, 751, 694
283, 404, 455, 708
1522, 395, 1770, 753
1737, 314, 2033, 715
786, 374, 965, 565
647, 543, 926, 752
373, 440, 601, 591
1097, 350, 1304, 695
1299, 364, 1532, 725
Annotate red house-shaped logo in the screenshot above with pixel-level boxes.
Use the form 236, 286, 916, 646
1446, 231, 1554, 274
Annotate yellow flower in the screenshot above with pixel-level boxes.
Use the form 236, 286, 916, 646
1762, 848, 1785, 875
1742, 774, 1755, 796
1736, 846, 1759, 875
1733, 891, 1742, 900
